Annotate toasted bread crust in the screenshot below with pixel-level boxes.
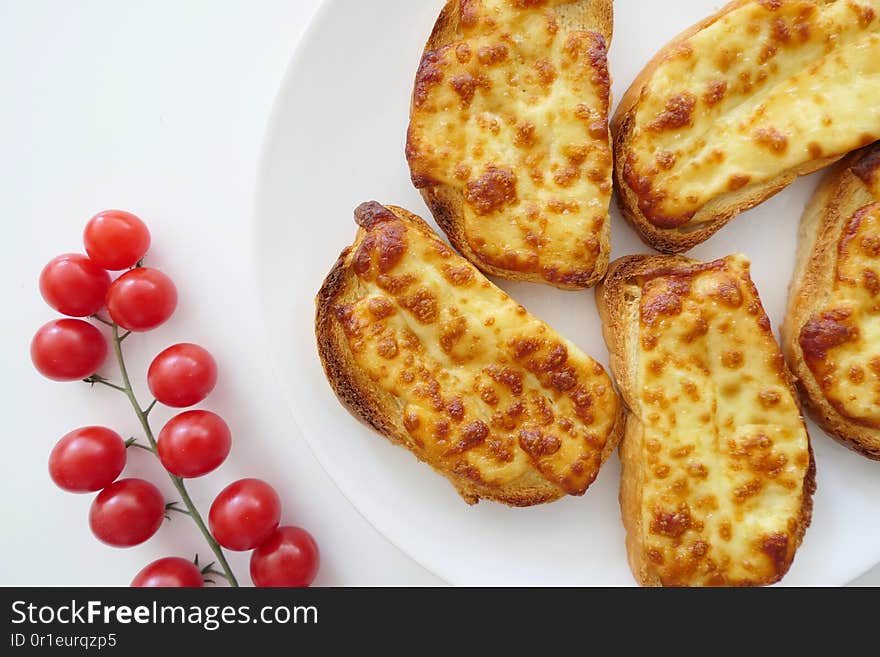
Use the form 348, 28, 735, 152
409, 0, 614, 288
612, 0, 856, 254
597, 254, 815, 586
316, 203, 624, 506
783, 144, 880, 459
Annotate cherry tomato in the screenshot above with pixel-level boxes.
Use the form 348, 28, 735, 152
83, 210, 151, 271
209, 479, 281, 551
106, 268, 177, 331
31, 319, 107, 381
89, 478, 165, 547
131, 557, 204, 588
148, 343, 217, 407
49, 426, 126, 493
250, 526, 319, 587
39, 254, 111, 317
157, 410, 231, 478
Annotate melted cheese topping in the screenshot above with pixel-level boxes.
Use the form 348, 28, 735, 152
623, 0, 880, 228
634, 255, 810, 585
333, 203, 619, 499
407, 0, 612, 287
800, 203, 880, 427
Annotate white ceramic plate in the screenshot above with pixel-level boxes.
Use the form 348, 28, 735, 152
255, 0, 880, 585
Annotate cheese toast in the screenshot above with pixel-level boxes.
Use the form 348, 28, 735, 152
596, 254, 815, 586
783, 143, 880, 459
406, 0, 614, 289
316, 202, 624, 506
613, 0, 880, 254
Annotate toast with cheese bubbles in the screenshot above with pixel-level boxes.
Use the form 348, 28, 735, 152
597, 254, 815, 586
316, 202, 624, 506
406, 0, 614, 289
613, 0, 880, 253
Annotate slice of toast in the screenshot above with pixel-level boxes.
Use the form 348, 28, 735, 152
596, 254, 815, 586
316, 202, 624, 506
782, 142, 880, 459
406, 0, 614, 289
612, 0, 880, 254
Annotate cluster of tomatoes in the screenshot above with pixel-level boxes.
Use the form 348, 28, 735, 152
32, 210, 319, 587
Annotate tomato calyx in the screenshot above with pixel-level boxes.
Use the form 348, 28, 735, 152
124, 436, 155, 453
164, 501, 191, 521
193, 554, 231, 586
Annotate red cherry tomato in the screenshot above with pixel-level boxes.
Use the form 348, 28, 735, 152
157, 410, 231, 478
89, 478, 165, 547
39, 254, 111, 317
106, 268, 177, 331
49, 426, 126, 493
209, 479, 281, 551
148, 343, 217, 407
131, 557, 204, 588
31, 319, 107, 381
83, 210, 151, 271
250, 526, 320, 587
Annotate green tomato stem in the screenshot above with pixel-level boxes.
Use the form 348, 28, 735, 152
108, 323, 239, 587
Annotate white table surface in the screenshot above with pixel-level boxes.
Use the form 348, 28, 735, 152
0, 0, 875, 587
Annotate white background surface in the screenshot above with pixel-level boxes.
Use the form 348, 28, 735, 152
0, 0, 877, 586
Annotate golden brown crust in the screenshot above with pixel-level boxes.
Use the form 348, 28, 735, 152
409, 0, 615, 288
316, 202, 625, 506
597, 254, 815, 586
612, 0, 863, 254
783, 143, 880, 459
